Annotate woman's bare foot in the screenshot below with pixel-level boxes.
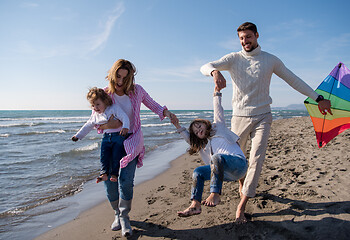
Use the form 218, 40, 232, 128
177, 200, 201, 217
201, 193, 220, 207
110, 175, 118, 182
96, 174, 108, 183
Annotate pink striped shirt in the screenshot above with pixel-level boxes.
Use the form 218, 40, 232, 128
106, 84, 167, 168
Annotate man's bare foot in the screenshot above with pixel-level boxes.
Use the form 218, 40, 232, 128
201, 193, 220, 207
235, 207, 247, 224
177, 200, 201, 217
110, 175, 118, 182
239, 178, 245, 199
96, 174, 108, 183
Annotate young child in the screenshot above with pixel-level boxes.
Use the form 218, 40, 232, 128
72, 87, 130, 183
172, 89, 248, 218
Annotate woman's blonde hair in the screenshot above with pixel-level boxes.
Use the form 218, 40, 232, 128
188, 119, 214, 155
106, 59, 136, 95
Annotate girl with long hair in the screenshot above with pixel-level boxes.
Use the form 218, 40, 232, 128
173, 90, 248, 217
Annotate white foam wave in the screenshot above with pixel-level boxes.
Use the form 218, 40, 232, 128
0, 122, 42, 127
0, 134, 10, 137
0, 116, 88, 121
19, 130, 66, 136
142, 122, 171, 127
73, 143, 99, 152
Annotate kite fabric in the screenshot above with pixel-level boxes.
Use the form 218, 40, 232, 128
304, 62, 350, 148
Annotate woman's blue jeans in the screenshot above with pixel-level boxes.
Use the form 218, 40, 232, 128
191, 153, 248, 202
104, 157, 138, 201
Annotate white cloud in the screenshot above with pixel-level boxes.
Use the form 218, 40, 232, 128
85, 2, 125, 54
13, 2, 126, 59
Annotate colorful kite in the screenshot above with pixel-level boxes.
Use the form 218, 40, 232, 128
304, 62, 350, 148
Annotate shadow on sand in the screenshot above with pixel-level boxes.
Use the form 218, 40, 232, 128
113, 193, 350, 240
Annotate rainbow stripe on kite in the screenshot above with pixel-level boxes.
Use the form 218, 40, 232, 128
304, 62, 350, 148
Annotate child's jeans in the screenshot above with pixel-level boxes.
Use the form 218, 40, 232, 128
191, 153, 248, 202
100, 132, 129, 177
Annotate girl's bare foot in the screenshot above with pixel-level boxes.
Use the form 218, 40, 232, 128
96, 174, 108, 183
177, 200, 201, 217
110, 175, 118, 182
201, 193, 220, 207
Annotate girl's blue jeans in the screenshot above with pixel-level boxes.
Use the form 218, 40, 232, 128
100, 132, 129, 176
191, 153, 248, 202
104, 157, 138, 201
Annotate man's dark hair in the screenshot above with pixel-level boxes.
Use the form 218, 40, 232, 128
237, 22, 258, 34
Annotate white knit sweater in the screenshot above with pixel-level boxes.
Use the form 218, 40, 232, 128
200, 46, 319, 116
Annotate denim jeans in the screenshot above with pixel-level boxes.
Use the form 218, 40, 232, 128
104, 156, 138, 201
100, 132, 129, 176
191, 153, 248, 202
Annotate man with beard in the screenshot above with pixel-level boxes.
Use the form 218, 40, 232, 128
200, 22, 332, 224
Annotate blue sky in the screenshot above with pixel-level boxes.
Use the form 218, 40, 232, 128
0, 0, 349, 110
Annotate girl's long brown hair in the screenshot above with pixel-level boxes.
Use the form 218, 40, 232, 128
188, 119, 214, 155
105, 59, 136, 95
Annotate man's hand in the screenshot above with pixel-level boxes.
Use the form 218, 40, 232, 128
212, 70, 226, 91
99, 115, 122, 130
318, 99, 333, 115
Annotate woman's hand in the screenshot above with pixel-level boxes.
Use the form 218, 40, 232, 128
120, 128, 129, 136
99, 115, 122, 130
164, 110, 180, 128
170, 113, 181, 129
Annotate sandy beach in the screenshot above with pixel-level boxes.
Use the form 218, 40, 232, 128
35, 117, 350, 240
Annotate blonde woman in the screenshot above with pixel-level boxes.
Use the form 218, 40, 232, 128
99, 59, 175, 237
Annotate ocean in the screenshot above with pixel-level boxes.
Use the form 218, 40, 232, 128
0, 109, 309, 240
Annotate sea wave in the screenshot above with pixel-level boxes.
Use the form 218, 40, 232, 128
0, 120, 88, 128
0, 134, 10, 137
17, 130, 66, 136
0, 116, 88, 122
73, 143, 99, 152
51, 142, 99, 159
141, 122, 172, 127
0, 181, 87, 218
0, 122, 46, 128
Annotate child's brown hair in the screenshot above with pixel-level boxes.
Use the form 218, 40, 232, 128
87, 87, 113, 107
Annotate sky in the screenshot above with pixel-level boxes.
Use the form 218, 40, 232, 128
0, 0, 349, 110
